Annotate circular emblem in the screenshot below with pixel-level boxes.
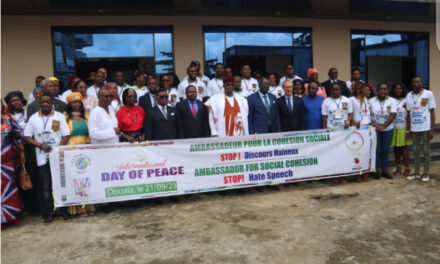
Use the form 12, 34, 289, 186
75, 156, 89, 170
345, 131, 365, 152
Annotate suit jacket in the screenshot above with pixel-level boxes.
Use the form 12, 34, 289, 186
138, 93, 155, 114
144, 105, 183, 140
322, 79, 350, 97
175, 99, 210, 138
247, 92, 280, 134
277, 96, 306, 132
26, 98, 66, 119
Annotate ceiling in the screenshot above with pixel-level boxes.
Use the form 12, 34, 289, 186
1, 0, 436, 23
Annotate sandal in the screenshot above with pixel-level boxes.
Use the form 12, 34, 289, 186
362, 175, 369, 182
79, 212, 88, 218
393, 166, 402, 177
355, 176, 363, 183
403, 167, 410, 178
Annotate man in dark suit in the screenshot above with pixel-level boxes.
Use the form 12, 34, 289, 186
277, 80, 306, 131
322, 67, 350, 97
175, 85, 210, 138
138, 78, 159, 114
27, 79, 66, 119
247, 78, 280, 134
144, 89, 183, 140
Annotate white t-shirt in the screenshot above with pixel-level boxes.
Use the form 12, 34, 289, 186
346, 80, 364, 92
168, 88, 180, 107
393, 97, 408, 129
88, 106, 119, 145
350, 97, 371, 125
177, 79, 207, 101
60, 90, 72, 103
241, 77, 259, 97
24, 111, 70, 166
207, 78, 224, 97
183, 75, 210, 86
279, 75, 303, 85
406, 89, 436, 132
117, 83, 131, 97
87, 85, 100, 99
269, 86, 284, 99
321, 96, 353, 128
369, 96, 397, 131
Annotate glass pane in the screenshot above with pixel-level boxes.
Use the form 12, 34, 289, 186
154, 33, 173, 74
53, 31, 76, 92
75, 33, 154, 58
293, 48, 312, 81
293, 32, 311, 47
204, 33, 225, 75
226, 32, 293, 47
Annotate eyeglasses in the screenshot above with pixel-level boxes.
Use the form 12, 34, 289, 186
102, 95, 113, 99
158, 96, 168, 99
225, 83, 234, 86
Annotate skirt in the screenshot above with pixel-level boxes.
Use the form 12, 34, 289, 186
391, 127, 413, 147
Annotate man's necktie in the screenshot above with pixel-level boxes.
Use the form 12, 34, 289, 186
263, 95, 271, 114
287, 97, 293, 113
191, 101, 197, 118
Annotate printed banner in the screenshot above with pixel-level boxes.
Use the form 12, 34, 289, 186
50, 127, 376, 207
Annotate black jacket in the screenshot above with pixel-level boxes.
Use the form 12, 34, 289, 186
175, 99, 210, 138
144, 105, 183, 140
277, 96, 306, 132
322, 79, 350, 97
138, 93, 155, 114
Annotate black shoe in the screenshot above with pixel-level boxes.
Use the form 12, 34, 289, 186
268, 185, 280, 190
372, 172, 380, 180
59, 210, 71, 221
44, 213, 54, 224
382, 173, 393, 180
255, 187, 264, 192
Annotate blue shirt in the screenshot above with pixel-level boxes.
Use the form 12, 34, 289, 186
303, 95, 325, 130
187, 99, 198, 112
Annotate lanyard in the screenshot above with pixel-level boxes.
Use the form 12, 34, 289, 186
412, 89, 423, 106
243, 79, 250, 91
41, 115, 50, 131
377, 97, 386, 114
332, 97, 342, 109
215, 79, 223, 90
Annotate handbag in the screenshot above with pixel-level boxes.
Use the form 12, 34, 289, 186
19, 163, 33, 190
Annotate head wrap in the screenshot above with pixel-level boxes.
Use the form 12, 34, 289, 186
66, 92, 83, 103
4, 90, 27, 106
365, 83, 373, 90
105, 82, 117, 89
307, 68, 318, 78
48, 77, 59, 82
33, 86, 41, 93
223, 76, 235, 83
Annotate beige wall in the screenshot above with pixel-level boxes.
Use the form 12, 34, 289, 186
1, 15, 439, 117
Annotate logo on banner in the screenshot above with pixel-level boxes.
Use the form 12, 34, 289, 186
354, 157, 360, 164
345, 131, 365, 152
72, 154, 91, 173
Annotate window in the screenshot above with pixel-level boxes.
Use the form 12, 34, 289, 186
351, 30, 429, 89
52, 26, 173, 90
204, 26, 312, 81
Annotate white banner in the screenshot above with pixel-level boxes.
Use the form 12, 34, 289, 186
50, 127, 376, 207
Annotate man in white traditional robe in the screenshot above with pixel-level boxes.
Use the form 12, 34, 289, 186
205, 76, 249, 137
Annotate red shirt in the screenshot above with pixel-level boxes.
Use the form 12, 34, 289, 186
116, 105, 145, 132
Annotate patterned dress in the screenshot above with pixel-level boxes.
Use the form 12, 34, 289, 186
1, 114, 23, 224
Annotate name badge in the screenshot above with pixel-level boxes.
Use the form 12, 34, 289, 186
41, 131, 55, 145
334, 109, 342, 119
361, 115, 370, 125
378, 117, 385, 124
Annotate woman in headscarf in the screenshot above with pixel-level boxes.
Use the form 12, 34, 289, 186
72, 80, 98, 113
4, 91, 27, 129
304, 68, 327, 98
105, 82, 122, 112
63, 92, 95, 217
1, 102, 25, 228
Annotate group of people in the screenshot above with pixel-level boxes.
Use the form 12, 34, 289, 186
1, 61, 436, 227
